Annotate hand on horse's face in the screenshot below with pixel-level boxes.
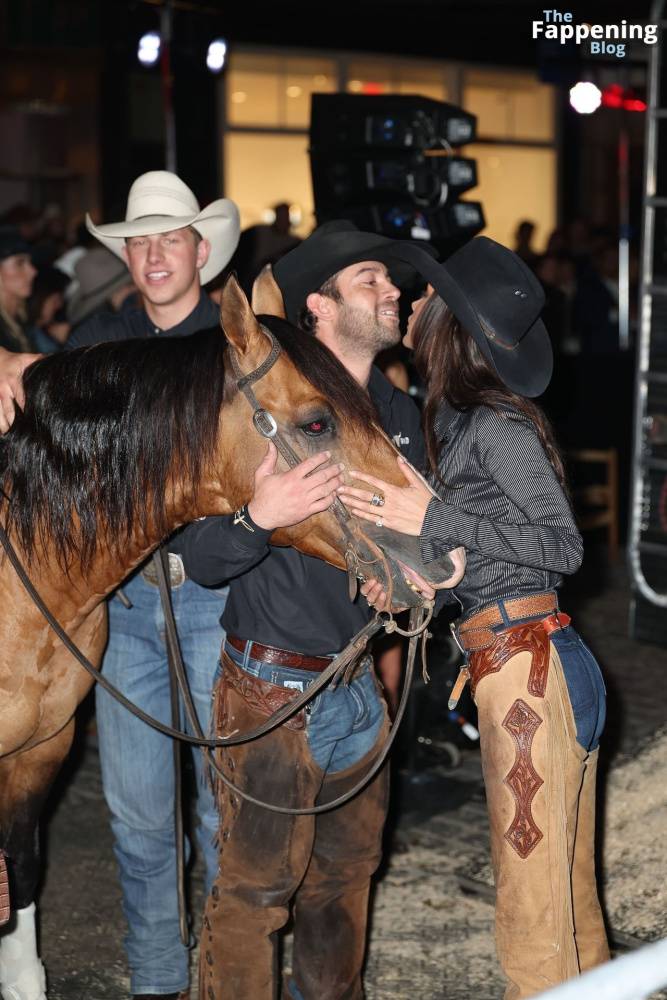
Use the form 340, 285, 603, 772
247, 441, 345, 531
0, 348, 41, 434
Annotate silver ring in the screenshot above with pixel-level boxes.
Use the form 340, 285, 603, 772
375, 517, 383, 528
370, 492, 385, 507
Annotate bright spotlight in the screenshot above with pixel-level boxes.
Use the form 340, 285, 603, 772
569, 82, 602, 115
138, 31, 161, 67
206, 38, 227, 73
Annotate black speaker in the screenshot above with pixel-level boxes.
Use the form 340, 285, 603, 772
310, 93, 484, 255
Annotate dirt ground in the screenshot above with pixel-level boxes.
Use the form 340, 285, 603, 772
33, 724, 667, 1000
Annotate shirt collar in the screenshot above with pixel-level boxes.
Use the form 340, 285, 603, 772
142, 290, 219, 338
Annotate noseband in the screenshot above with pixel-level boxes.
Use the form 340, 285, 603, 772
228, 326, 390, 602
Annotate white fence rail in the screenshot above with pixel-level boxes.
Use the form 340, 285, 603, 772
535, 939, 667, 1000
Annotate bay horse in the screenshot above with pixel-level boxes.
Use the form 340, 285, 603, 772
0, 271, 463, 999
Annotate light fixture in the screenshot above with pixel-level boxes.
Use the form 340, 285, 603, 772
206, 38, 227, 74
137, 31, 161, 68
286, 85, 302, 98
231, 91, 247, 104
569, 81, 602, 115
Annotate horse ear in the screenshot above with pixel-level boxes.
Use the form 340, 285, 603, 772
220, 273, 263, 356
251, 265, 286, 319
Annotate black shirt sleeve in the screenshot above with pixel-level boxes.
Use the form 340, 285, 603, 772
171, 511, 273, 586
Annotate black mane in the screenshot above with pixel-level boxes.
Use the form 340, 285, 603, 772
0, 317, 377, 572
1, 328, 228, 570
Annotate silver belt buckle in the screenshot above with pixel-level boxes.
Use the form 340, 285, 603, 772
141, 552, 187, 589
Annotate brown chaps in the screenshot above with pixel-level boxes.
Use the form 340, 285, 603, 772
473, 642, 610, 998
199, 654, 390, 1000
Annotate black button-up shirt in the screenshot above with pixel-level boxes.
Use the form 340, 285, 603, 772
174, 368, 426, 655
420, 402, 582, 618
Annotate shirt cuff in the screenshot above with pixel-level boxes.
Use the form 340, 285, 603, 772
420, 496, 459, 564
231, 506, 273, 551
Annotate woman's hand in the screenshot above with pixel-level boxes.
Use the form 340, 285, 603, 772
337, 455, 432, 536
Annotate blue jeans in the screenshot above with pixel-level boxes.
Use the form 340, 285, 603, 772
226, 640, 386, 771
95, 572, 228, 996
550, 626, 606, 751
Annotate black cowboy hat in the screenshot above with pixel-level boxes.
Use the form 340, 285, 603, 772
395, 236, 553, 398
273, 220, 436, 325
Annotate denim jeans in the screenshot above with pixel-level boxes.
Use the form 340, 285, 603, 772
226, 640, 386, 771
199, 643, 389, 1000
550, 626, 606, 751
95, 572, 228, 996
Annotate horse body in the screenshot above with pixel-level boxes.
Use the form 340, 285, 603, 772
0, 273, 464, 998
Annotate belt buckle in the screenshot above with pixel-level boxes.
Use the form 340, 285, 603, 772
167, 552, 186, 589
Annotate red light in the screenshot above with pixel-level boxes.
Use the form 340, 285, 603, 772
601, 84, 646, 112
362, 82, 384, 95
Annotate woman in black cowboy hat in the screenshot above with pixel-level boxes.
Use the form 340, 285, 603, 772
338, 236, 609, 999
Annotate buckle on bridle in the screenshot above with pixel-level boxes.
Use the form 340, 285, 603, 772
253, 408, 278, 438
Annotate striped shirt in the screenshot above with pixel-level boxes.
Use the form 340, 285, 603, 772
420, 402, 583, 618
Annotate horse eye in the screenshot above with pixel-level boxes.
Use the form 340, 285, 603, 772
301, 418, 333, 437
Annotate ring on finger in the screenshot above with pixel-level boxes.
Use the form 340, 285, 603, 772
370, 492, 385, 507
375, 517, 383, 528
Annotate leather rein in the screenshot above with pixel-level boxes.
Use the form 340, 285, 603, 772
0, 327, 434, 817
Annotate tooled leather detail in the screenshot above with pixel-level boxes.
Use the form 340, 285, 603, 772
0, 849, 10, 925
218, 656, 305, 732
467, 622, 551, 699
502, 698, 544, 859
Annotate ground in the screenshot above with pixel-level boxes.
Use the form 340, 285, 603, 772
15, 557, 667, 998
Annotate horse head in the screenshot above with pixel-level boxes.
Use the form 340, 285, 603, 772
213, 269, 464, 611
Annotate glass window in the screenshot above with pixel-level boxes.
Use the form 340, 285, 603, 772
463, 70, 555, 142
226, 53, 336, 128
224, 132, 315, 236
346, 60, 448, 101
466, 144, 556, 250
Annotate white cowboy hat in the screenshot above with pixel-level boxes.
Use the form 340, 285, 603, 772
85, 170, 240, 285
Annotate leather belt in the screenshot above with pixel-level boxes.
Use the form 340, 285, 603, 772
457, 592, 559, 652
226, 635, 334, 674
141, 553, 187, 589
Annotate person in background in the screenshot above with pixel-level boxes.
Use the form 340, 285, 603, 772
513, 220, 539, 267
67, 247, 136, 331
26, 266, 71, 352
339, 236, 609, 1000
0, 226, 37, 354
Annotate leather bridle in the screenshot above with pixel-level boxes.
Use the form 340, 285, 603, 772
229, 324, 398, 603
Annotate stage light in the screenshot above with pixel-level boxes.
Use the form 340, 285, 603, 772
569, 82, 602, 115
206, 38, 227, 74
138, 31, 161, 67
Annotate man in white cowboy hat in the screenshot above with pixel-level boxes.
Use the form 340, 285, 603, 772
69, 171, 239, 1000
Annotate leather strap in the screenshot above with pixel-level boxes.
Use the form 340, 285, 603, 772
226, 636, 334, 673
458, 592, 558, 651
0, 849, 10, 926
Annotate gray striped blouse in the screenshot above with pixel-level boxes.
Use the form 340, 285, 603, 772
420, 402, 583, 618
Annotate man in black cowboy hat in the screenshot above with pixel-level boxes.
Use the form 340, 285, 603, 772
173, 221, 464, 1000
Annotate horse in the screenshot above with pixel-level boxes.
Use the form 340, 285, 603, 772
0, 269, 464, 999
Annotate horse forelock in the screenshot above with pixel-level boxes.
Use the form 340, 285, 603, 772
0, 329, 227, 573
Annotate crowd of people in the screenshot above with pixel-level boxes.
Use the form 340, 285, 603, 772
513, 217, 633, 357
0, 177, 611, 1000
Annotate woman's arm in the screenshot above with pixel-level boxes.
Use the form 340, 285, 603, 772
421, 408, 582, 574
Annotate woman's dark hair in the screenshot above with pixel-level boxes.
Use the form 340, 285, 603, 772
412, 293, 567, 490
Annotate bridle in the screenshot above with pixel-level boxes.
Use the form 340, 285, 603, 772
229, 324, 397, 602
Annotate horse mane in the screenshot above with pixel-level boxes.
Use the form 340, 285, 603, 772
0, 317, 378, 574
0, 329, 228, 572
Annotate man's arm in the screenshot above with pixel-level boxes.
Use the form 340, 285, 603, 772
0, 347, 42, 433
173, 442, 345, 585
